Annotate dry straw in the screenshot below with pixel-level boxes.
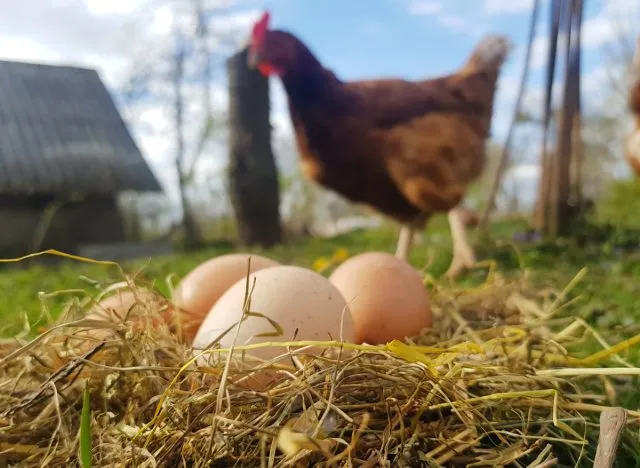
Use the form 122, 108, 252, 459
0, 251, 639, 467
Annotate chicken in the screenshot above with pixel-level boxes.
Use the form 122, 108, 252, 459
247, 12, 512, 278
625, 34, 640, 177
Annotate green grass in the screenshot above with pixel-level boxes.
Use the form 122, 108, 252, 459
0, 215, 639, 353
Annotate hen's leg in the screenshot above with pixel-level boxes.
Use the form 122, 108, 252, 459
395, 225, 414, 260
445, 206, 477, 278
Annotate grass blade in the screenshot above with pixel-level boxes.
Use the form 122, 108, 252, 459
80, 380, 92, 468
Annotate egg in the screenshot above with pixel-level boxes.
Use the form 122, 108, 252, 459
329, 251, 432, 344
72, 287, 172, 352
173, 253, 280, 341
193, 265, 353, 362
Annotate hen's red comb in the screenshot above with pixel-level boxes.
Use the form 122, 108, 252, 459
251, 11, 270, 44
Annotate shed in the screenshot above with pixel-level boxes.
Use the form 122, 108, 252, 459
0, 60, 163, 257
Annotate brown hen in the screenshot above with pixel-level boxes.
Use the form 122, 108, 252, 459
625, 34, 640, 177
247, 12, 512, 277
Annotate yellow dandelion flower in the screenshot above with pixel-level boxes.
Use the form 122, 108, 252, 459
312, 257, 331, 272
331, 247, 349, 263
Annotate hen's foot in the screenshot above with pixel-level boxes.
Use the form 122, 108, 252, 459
444, 243, 476, 279
444, 206, 477, 279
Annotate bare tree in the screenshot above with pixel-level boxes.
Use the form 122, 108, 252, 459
172, 28, 202, 248
119, 0, 252, 247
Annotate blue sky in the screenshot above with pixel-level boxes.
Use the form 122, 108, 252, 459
262, 0, 533, 79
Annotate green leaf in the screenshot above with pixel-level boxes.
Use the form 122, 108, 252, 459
80, 380, 92, 468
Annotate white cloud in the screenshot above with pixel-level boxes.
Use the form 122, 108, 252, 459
439, 14, 466, 31
497, 74, 520, 102
148, 4, 175, 37
210, 9, 262, 34
408, 1, 442, 16
406, 0, 485, 37
484, 0, 537, 16
0, 1, 133, 63
527, 34, 556, 70
510, 163, 538, 180
84, 0, 145, 16
270, 81, 292, 131
602, 0, 640, 19
0, 36, 64, 63
581, 64, 611, 95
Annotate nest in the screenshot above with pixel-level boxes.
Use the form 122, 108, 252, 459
1, 262, 639, 467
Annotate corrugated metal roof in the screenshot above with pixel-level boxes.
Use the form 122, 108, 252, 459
0, 60, 162, 194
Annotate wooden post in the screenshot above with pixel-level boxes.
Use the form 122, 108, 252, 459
551, 0, 575, 236
226, 47, 282, 247
533, 0, 562, 233
593, 407, 626, 468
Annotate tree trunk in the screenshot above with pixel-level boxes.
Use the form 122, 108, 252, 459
226, 47, 282, 247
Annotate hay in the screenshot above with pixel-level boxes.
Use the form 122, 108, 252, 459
0, 260, 639, 467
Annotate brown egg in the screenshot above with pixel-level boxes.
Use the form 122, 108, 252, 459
70, 287, 172, 352
173, 253, 280, 341
328, 252, 431, 344
86, 288, 166, 326
193, 265, 353, 363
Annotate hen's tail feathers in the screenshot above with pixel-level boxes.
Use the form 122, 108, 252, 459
630, 34, 640, 117
462, 35, 513, 74
626, 134, 640, 176
626, 35, 640, 177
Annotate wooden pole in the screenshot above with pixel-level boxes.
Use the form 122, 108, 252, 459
570, 0, 584, 205
478, 0, 540, 231
550, 0, 575, 236
593, 407, 626, 468
226, 47, 282, 247
533, 0, 563, 233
